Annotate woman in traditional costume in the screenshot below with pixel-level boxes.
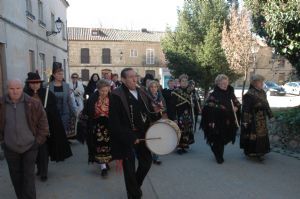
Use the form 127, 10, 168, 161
169, 74, 197, 154
24, 72, 72, 181
49, 62, 76, 138
86, 79, 112, 177
201, 74, 241, 164
240, 74, 273, 161
147, 80, 167, 165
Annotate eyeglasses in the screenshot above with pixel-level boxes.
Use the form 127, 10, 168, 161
71, 76, 78, 79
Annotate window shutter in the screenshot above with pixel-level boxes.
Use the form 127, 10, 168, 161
102, 48, 111, 64
81, 48, 89, 64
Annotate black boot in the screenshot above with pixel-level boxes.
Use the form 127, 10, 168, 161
211, 145, 224, 164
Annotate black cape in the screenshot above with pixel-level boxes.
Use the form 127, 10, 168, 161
24, 87, 72, 161
200, 85, 241, 145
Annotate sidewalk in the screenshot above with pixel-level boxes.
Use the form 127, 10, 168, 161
1, 131, 300, 199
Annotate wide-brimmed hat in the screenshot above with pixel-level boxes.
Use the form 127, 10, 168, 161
52, 62, 63, 74
26, 72, 44, 83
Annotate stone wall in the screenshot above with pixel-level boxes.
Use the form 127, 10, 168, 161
268, 120, 300, 153
68, 40, 167, 80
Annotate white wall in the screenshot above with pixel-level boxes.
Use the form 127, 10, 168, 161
0, 0, 69, 84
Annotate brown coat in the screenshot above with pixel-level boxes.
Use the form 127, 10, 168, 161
0, 94, 49, 145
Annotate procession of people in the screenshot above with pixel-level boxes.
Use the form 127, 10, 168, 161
0, 63, 275, 199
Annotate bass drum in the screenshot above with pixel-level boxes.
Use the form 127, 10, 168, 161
145, 119, 181, 155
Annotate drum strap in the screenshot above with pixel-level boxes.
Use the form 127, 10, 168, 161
171, 91, 191, 105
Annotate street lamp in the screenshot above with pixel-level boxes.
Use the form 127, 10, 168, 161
46, 17, 63, 37
120, 51, 123, 60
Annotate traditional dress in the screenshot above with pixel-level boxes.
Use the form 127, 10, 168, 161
169, 87, 196, 151
49, 82, 76, 138
148, 90, 166, 163
86, 92, 112, 164
240, 85, 273, 157
200, 85, 240, 163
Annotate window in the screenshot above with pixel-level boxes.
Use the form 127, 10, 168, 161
91, 30, 106, 37
146, 49, 154, 65
145, 70, 155, 78
130, 49, 138, 57
81, 48, 90, 64
29, 50, 35, 72
51, 13, 55, 31
26, 0, 35, 20
81, 69, 90, 81
39, 53, 46, 80
26, 0, 32, 13
53, 56, 56, 62
38, 0, 45, 26
102, 48, 111, 64
92, 30, 99, 36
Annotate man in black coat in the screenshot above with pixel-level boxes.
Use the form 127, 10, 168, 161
109, 68, 160, 199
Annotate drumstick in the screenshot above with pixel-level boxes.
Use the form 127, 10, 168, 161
139, 137, 162, 141
231, 99, 240, 128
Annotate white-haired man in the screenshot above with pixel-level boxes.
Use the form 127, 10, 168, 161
0, 79, 49, 199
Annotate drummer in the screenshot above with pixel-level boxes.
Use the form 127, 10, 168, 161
147, 80, 167, 165
109, 68, 162, 199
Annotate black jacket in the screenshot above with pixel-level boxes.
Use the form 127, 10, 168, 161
109, 84, 154, 159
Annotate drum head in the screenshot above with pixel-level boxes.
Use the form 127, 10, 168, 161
145, 121, 179, 155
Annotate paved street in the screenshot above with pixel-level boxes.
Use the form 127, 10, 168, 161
1, 130, 300, 199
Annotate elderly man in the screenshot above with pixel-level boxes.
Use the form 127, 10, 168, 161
0, 79, 49, 199
109, 68, 162, 199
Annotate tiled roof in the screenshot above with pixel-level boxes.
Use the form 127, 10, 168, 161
68, 27, 165, 42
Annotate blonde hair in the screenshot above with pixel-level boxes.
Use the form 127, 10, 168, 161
215, 74, 229, 85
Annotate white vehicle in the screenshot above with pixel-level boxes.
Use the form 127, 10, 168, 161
283, 82, 300, 95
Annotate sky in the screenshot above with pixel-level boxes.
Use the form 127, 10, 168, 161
67, 0, 185, 31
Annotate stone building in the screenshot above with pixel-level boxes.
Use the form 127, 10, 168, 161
252, 41, 296, 85
67, 27, 167, 83
0, 0, 69, 95
234, 37, 296, 87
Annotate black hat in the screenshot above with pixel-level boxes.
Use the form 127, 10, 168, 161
52, 62, 63, 74
26, 72, 43, 83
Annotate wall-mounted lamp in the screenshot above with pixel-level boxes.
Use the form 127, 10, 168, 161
46, 17, 63, 37
120, 51, 123, 60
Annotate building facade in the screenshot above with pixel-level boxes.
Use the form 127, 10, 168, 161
68, 27, 167, 84
252, 45, 296, 85
0, 0, 69, 95
234, 38, 296, 87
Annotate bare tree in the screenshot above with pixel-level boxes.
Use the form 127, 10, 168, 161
222, 5, 254, 97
